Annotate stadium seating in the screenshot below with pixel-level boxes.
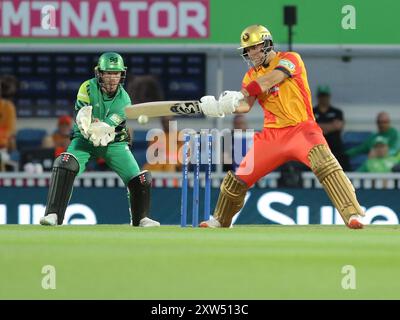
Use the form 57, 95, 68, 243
343, 131, 372, 150
130, 130, 148, 166
133, 148, 148, 167
132, 130, 148, 149
349, 154, 368, 171
343, 131, 372, 171
16, 128, 47, 151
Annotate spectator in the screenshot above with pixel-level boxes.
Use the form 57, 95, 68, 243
42, 115, 73, 157
0, 75, 17, 170
143, 116, 183, 172
313, 85, 350, 171
357, 136, 400, 172
346, 112, 399, 158
126, 75, 164, 104
128, 75, 181, 172
40, 116, 109, 171
277, 162, 304, 188
127, 74, 164, 157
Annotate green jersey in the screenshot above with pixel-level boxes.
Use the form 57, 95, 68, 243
346, 128, 399, 157
357, 154, 400, 173
72, 78, 131, 143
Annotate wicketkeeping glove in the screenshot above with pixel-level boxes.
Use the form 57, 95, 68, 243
88, 122, 116, 147
76, 105, 92, 139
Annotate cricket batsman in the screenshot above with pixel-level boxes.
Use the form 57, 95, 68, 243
40, 52, 160, 227
198, 25, 364, 229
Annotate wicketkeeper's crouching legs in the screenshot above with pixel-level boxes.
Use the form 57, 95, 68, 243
127, 170, 160, 227
40, 153, 79, 225
200, 171, 248, 228
308, 144, 364, 228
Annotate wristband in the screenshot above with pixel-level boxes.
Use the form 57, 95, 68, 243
245, 81, 263, 96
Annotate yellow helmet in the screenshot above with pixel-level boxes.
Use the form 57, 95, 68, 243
238, 24, 273, 50
238, 25, 274, 68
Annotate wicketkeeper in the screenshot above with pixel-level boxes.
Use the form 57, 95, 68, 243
40, 52, 160, 227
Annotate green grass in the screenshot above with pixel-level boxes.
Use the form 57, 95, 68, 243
1, 225, 400, 299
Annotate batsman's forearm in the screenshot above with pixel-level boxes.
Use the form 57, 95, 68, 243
234, 96, 255, 113
257, 70, 288, 90
242, 70, 288, 97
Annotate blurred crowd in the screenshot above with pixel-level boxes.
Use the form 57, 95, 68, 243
313, 86, 400, 173
0, 75, 17, 171
1, 74, 400, 177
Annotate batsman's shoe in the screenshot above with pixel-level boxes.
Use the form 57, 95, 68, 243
139, 217, 160, 227
39, 213, 58, 226
347, 215, 364, 229
199, 219, 221, 228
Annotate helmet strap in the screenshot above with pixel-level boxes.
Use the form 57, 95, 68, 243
120, 70, 127, 85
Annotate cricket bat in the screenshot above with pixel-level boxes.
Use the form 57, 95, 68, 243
124, 100, 203, 119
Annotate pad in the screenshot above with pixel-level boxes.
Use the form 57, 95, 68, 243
213, 171, 249, 227
44, 153, 79, 225
127, 171, 152, 226
308, 144, 364, 224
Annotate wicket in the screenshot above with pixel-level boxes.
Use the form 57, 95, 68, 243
180, 133, 212, 227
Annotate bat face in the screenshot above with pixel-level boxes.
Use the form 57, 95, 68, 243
125, 100, 203, 119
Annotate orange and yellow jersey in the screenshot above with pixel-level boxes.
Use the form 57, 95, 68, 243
242, 51, 315, 128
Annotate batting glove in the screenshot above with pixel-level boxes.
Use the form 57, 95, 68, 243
218, 91, 244, 115
199, 96, 225, 117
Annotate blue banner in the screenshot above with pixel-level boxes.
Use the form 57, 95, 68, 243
0, 187, 399, 225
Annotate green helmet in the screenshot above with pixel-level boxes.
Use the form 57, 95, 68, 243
97, 52, 127, 72
95, 52, 127, 89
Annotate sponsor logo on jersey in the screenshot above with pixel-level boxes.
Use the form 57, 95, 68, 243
278, 59, 295, 72
110, 114, 123, 124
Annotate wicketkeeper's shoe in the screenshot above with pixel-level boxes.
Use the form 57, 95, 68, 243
347, 215, 364, 229
199, 218, 221, 228
139, 217, 161, 227
39, 213, 58, 226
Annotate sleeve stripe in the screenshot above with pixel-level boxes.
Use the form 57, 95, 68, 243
75, 100, 89, 110
78, 92, 89, 99
274, 66, 292, 78
76, 81, 91, 104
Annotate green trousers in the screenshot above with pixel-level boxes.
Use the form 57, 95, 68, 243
67, 138, 141, 185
